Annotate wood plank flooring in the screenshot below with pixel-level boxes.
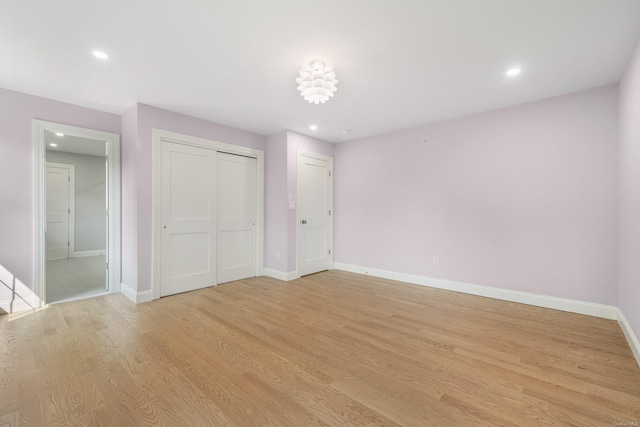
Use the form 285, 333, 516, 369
1, 270, 639, 426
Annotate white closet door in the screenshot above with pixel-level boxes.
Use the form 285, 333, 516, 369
217, 153, 257, 284
161, 142, 217, 297
46, 165, 70, 260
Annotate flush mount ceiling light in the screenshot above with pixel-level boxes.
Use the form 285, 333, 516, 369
92, 50, 110, 60
309, 125, 318, 130
55, 132, 64, 136
506, 67, 522, 77
49, 143, 58, 147
296, 60, 338, 104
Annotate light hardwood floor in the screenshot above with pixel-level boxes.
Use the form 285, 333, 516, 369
1, 270, 639, 426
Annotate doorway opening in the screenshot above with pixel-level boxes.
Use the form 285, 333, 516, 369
33, 120, 121, 306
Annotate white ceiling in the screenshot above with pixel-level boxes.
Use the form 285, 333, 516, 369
45, 131, 106, 157
2, 0, 639, 143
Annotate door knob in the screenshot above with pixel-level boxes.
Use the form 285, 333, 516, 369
301, 219, 307, 224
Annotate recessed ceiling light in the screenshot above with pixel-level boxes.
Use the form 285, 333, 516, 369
92, 50, 110, 60
309, 125, 317, 130
506, 67, 521, 77
49, 143, 58, 147
55, 132, 64, 137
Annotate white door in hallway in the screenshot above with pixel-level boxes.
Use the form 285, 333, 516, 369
217, 153, 257, 284
46, 163, 73, 260
297, 152, 333, 276
161, 142, 217, 297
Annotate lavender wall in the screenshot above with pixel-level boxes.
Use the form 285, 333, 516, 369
129, 104, 265, 291
286, 132, 335, 272
619, 41, 640, 337
0, 87, 120, 295
335, 85, 619, 305
264, 132, 288, 272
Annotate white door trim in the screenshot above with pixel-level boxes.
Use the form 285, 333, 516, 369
33, 120, 121, 306
45, 162, 76, 259
151, 129, 265, 300
296, 150, 334, 278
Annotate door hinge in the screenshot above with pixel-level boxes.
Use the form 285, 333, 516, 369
68, 241, 70, 246
329, 171, 331, 177
329, 210, 331, 216
106, 262, 109, 270
68, 208, 70, 214
329, 249, 331, 255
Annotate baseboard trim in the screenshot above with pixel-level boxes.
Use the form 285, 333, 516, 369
120, 282, 136, 303
617, 309, 640, 367
0, 297, 36, 314
71, 250, 105, 258
263, 268, 299, 282
136, 289, 153, 303
0, 274, 40, 314
121, 282, 153, 304
334, 263, 619, 320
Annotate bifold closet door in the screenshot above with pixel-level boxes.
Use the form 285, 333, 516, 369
216, 152, 257, 284
161, 142, 217, 297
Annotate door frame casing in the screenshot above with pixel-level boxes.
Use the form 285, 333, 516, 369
33, 120, 121, 306
45, 162, 76, 260
151, 129, 265, 300
296, 150, 334, 278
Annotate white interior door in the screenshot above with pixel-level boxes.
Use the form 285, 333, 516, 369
46, 164, 71, 260
297, 152, 333, 276
161, 142, 217, 297
217, 153, 257, 284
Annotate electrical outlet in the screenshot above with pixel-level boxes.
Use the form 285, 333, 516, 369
432, 256, 440, 265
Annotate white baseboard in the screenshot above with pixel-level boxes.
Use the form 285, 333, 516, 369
136, 289, 153, 303
617, 309, 640, 368
0, 274, 40, 313
71, 250, 105, 258
121, 282, 153, 304
120, 282, 136, 303
334, 263, 619, 320
0, 297, 36, 314
263, 268, 299, 282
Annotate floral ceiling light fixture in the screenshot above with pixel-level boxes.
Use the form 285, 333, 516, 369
295, 60, 339, 104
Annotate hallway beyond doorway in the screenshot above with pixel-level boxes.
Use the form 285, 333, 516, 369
46, 255, 106, 303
